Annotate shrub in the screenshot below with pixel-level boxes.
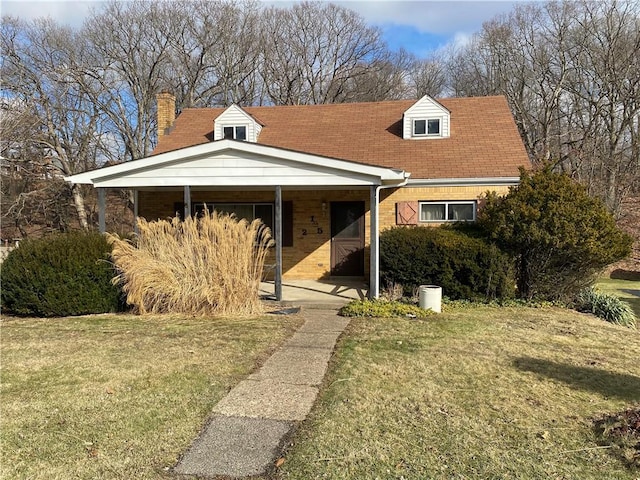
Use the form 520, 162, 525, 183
576, 288, 637, 328
379, 226, 515, 301
479, 166, 632, 301
339, 299, 434, 318
0, 231, 122, 317
108, 211, 273, 316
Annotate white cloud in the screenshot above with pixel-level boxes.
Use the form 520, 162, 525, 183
1, 0, 530, 53
337, 1, 523, 35
0, 1, 102, 27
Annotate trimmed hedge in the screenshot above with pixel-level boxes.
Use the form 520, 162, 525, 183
1, 231, 123, 317
380, 226, 515, 301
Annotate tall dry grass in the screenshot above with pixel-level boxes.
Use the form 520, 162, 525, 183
107, 211, 273, 316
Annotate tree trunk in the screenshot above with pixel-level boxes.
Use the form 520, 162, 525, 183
71, 184, 89, 230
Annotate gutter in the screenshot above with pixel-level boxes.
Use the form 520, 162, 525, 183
407, 177, 520, 187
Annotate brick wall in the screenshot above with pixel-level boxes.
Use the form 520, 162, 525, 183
137, 184, 511, 280
379, 185, 511, 228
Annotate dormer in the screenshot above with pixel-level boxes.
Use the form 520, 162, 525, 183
402, 95, 450, 140
213, 104, 262, 142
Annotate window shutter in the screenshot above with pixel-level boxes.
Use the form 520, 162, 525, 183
396, 201, 418, 225
282, 201, 293, 247
174, 202, 185, 220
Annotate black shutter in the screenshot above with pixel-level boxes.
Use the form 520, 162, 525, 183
282, 201, 293, 247
174, 202, 185, 220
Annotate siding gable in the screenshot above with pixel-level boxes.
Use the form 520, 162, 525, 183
402, 95, 451, 139
214, 104, 262, 142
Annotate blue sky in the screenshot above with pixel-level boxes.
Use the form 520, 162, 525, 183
0, 0, 528, 57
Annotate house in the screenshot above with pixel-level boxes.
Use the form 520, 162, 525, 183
65, 94, 530, 300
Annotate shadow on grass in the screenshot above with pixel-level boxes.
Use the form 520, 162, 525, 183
610, 269, 640, 281
621, 296, 640, 318
513, 357, 640, 402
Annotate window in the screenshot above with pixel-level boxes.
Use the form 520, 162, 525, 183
413, 118, 441, 137
222, 125, 247, 141
195, 202, 272, 227
419, 201, 476, 222
192, 202, 294, 247
427, 119, 440, 135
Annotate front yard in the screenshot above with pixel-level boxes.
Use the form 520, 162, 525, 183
1, 297, 639, 479
0, 313, 303, 479
278, 305, 640, 479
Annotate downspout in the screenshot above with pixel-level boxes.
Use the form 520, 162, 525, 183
370, 176, 409, 299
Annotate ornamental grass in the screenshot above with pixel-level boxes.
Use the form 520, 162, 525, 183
107, 211, 273, 316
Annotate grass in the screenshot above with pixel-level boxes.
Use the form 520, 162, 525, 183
277, 306, 640, 479
0, 312, 303, 479
596, 278, 640, 318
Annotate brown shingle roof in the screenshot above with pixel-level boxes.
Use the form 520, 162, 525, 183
153, 96, 530, 179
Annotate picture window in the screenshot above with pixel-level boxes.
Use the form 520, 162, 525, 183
419, 201, 476, 222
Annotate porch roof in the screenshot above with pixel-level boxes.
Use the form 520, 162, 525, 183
65, 139, 409, 188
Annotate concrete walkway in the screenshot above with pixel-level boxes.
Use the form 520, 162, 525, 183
174, 309, 350, 478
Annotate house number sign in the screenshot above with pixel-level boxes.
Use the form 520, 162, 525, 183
302, 215, 323, 235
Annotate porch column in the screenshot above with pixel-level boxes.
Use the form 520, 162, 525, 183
275, 185, 283, 301
97, 187, 106, 233
369, 185, 379, 299
133, 189, 139, 235
183, 185, 191, 219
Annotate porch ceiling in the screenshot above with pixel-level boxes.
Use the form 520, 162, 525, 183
65, 139, 409, 188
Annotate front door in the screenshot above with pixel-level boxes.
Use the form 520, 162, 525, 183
330, 201, 365, 276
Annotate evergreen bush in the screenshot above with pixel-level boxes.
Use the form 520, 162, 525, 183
479, 167, 632, 301
1, 231, 123, 317
379, 226, 515, 301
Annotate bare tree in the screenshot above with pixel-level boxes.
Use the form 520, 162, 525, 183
0, 98, 75, 237
164, 0, 263, 108
260, 1, 390, 104
408, 52, 448, 98
1, 16, 112, 229
445, 0, 640, 214
82, 0, 175, 160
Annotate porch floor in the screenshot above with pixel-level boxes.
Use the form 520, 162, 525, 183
259, 279, 368, 307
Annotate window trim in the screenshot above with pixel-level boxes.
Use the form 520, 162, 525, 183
412, 117, 442, 137
222, 125, 248, 141
419, 200, 476, 223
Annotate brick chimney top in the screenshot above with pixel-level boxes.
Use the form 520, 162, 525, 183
156, 92, 176, 138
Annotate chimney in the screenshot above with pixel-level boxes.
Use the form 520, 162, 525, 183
156, 91, 176, 137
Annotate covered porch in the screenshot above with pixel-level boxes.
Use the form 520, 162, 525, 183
260, 278, 368, 307
65, 139, 409, 302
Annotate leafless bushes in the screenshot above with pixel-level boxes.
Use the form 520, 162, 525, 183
107, 211, 273, 316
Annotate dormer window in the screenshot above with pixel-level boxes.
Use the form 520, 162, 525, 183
223, 126, 247, 141
413, 118, 441, 137
214, 104, 262, 142
403, 95, 450, 140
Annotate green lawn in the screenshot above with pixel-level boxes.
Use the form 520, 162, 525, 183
278, 306, 640, 479
3, 305, 638, 479
0, 313, 303, 479
597, 278, 640, 318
